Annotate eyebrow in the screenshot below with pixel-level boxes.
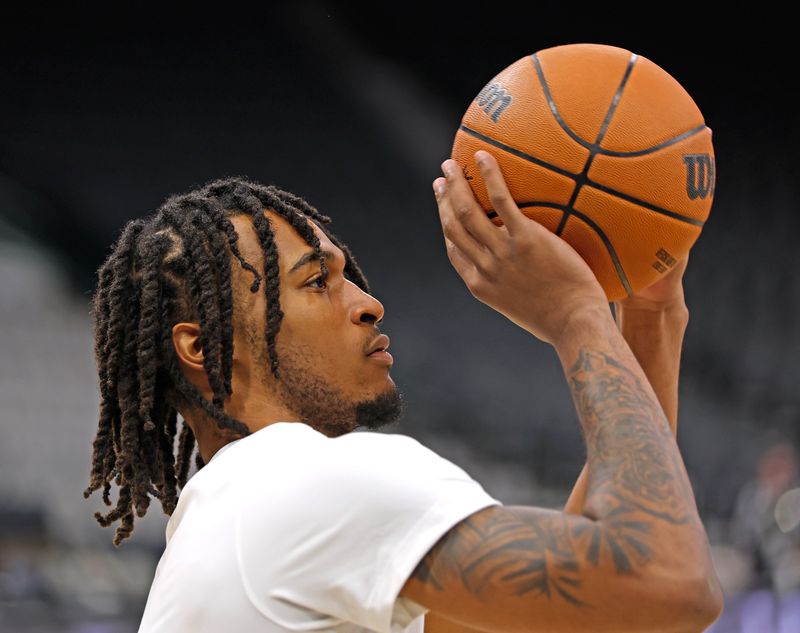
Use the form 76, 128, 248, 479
289, 249, 339, 275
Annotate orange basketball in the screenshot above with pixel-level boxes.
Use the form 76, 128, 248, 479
451, 43, 715, 301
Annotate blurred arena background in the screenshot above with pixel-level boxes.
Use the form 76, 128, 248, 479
0, 3, 797, 632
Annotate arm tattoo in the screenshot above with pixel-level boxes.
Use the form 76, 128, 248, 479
569, 348, 693, 526
411, 506, 592, 607
411, 347, 698, 609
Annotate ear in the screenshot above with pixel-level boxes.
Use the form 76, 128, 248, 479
172, 322, 205, 373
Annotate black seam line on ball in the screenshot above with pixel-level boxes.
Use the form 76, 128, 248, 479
595, 53, 638, 146
485, 201, 567, 220
518, 201, 567, 211
595, 125, 708, 157
459, 125, 705, 228
530, 53, 708, 157
459, 124, 578, 179
568, 208, 633, 297
557, 54, 637, 237
557, 156, 594, 236
585, 181, 705, 227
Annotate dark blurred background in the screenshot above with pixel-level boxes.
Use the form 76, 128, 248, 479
1, 3, 798, 632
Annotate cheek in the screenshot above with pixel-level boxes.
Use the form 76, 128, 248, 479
278, 293, 338, 342
284, 322, 360, 376
276, 295, 365, 371
233, 293, 266, 343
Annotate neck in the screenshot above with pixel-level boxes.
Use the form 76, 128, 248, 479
180, 393, 301, 464
183, 414, 243, 464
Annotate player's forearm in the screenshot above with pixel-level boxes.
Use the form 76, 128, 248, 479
564, 302, 689, 515
613, 300, 689, 430
551, 305, 719, 603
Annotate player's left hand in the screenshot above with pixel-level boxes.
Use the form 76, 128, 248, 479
614, 253, 689, 312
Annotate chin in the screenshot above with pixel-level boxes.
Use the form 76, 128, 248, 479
353, 383, 405, 431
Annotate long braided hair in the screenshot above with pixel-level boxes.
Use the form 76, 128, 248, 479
83, 176, 370, 546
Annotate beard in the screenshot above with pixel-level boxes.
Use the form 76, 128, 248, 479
259, 337, 405, 438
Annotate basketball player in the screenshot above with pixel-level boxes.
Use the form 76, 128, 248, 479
84, 150, 723, 632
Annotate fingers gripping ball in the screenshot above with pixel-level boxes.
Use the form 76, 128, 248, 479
451, 43, 715, 301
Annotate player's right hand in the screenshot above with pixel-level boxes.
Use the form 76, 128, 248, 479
433, 150, 609, 347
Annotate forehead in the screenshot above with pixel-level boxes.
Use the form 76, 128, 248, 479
229, 209, 339, 272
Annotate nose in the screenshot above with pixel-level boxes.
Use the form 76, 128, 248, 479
350, 286, 385, 326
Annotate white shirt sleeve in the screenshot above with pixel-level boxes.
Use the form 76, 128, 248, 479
234, 432, 503, 633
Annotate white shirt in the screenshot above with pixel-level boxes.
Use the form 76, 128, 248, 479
137, 421, 503, 633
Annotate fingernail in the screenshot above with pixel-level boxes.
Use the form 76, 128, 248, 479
441, 160, 452, 177
475, 150, 487, 165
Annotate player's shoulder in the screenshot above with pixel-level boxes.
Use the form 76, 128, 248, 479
333, 431, 479, 487
231, 423, 460, 490
335, 429, 427, 450
239, 423, 427, 460
333, 430, 445, 465
236, 420, 327, 454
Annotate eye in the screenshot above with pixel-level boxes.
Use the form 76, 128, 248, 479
306, 272, 329, 290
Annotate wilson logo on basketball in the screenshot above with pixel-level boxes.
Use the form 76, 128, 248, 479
683, 154, 716, 200
474, 81, 512, 123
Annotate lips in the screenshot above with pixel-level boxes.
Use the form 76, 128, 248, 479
366, 334, 390, 356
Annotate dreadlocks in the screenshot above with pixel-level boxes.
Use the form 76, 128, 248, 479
83, 176, 371, 546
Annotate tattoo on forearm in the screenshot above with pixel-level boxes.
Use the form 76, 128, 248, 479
568, 348, 693, 525
411, 506, 592, 607
410, 346, 697, 610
